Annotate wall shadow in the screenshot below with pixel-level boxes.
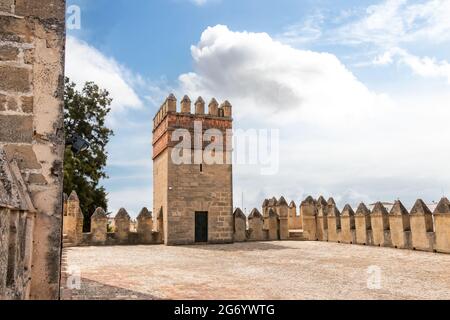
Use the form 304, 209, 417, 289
62, 278, 161, 300
180, 241, 295, 252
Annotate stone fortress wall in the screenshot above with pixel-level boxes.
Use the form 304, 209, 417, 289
0, 0, 66, 299
63, 191, 450, 254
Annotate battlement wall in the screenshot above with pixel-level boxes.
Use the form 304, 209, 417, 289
153, 94, 232, 131
300, 195, 450, 254
62, 191, 450, 254
62, 192, 163, 247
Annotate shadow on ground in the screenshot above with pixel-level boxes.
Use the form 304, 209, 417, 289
64, 278, 160, 300
180, 241, 295, 252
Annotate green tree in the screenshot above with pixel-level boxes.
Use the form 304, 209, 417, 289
64, 77, 114, 231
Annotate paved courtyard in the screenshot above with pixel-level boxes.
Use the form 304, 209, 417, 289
61, 241, 450, 300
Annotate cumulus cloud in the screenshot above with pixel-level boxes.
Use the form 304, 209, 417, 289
180, 25, 390, 126
178, 25, 450, 210
65, 36, 143, 115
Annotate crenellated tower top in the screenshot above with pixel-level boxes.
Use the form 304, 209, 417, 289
153, 94, 232, 131
152, 94, 233, 160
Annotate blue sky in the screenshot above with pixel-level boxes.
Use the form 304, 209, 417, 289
66, 0, 450, 217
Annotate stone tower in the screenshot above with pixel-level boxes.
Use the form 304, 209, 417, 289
152, 94, 234, 245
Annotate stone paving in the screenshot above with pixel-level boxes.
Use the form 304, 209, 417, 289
61, 241, 450, 300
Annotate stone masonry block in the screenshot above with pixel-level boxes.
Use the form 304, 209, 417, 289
20, 96, 33, 113
3, 145, 41, 170
15, 0, 66, 21
0, 115, 33, 143
0, 0, 14, 13
0, 66, 31, 93
0, 16, 33, 43
0, 46, 19, 62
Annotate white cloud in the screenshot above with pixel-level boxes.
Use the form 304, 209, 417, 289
278, 1, 450, 86
400, 53, 450, 83
65, 36, 143, 115
178, 25, 450, 209
335, 0, 450, 46
180, 25, 390, 125
374, 47, 450, 83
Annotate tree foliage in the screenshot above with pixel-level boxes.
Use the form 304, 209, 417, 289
64, 77, 114, 231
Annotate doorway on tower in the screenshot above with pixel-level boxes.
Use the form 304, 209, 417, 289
195, 212, 208, 243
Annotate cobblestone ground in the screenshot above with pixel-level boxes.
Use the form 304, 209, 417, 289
61, 241, 450, 300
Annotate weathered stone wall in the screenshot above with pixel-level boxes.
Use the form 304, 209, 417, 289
0, 0, 65, 299
152, 95, 233, 245
0, 149, 36, 300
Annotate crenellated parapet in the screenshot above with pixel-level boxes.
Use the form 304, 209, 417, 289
62, 194, 164, 247
61, 191, 450, 254
152, 93, 233, 161
297, 195, 450, 254
152, 94, 232, 140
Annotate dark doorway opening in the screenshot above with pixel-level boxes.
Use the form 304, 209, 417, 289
195, 212, 208, 243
